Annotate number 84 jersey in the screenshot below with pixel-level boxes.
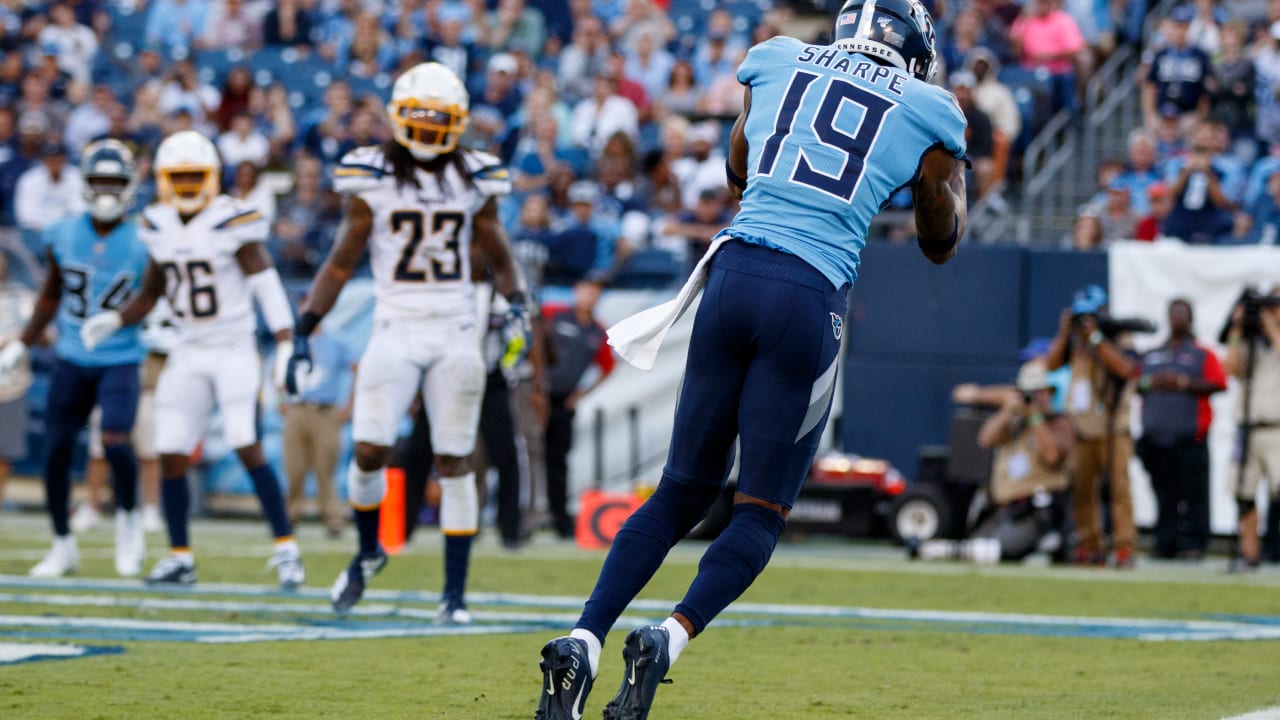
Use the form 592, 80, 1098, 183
334, 146, 512, 321
138, 195, 266, 346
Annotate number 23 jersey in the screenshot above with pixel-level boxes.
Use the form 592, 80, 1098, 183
138, 196, 267, 346
333, 146, 512, 321
728, 35, 969, 289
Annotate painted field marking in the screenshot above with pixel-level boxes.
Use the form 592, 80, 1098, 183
0, 642, 123, 665
1221, 707, 1280, 720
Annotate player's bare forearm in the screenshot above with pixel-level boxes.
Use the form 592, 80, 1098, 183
302, 197, 372, 322
473, 197, 522, 299
19, 249, 63, 347
727, 87, 751, 199
912, 149, 967, 265
118, 260, 164, 326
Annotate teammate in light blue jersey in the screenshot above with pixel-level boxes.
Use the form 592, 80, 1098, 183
0, 140, 150, 580
727, 33, 969, 287
535, 2, 969, 718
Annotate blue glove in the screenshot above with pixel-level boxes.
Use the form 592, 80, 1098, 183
285, 334, 312, 397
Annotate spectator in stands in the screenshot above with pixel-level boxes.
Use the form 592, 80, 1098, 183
693, 28, 739, 91
1142, 6, 1213, 131
303, 80, 353, 165
0, 52, 22, 107
217, 109, 270, 170
635, 147, 683, 218
425, 12, 478, 87
607, 48, 651, 121
273, 154, 339, 277
624, 26, 675, 104
1010, 0, 1087, 112
227, 160, 276, 223
543, 276, 615, 538
1235, 168, 1280, 244
281, 312, 355, 537
660, 187, 732, 269
257, 84, 297, 156
951, 71, 998, 197
569, 69, 638, 160
557, 15, 610, 103
337, 13, 396, 79
342, 106, 383, 157
38, 3, 97, 86
487, 0, 545, 55
1117, 129, 1161, 215
511, 193, 554, 299
1136, 298, 1225, 559
545, 180, 625, 285
198, 0, 263, 51
1256, 22, 1280, 149
119, 44, 166, 97
471, 52, 525, 158
263, 0, 313, 48
14, 143, 83, 232
64, 85, 114, 157
316, 0, 359, 62
1134, 182, 1173, 241
35, 44, 74, 102
127, 83, 166, 151
16, 72, 68, 130
1246, 144, 1280, 210
145, 0, 211, 52
1045, 285, 1139, 567
512, 113, 576, 195
1214, 21, 1255, 145
0, 252, 34, 508
965, 48, 1022, 151
1062, 0, 1113, 54
1153, 103, 1187, 158
1074, 176, 1140, 248
214, 67, 253, 134
657, 59, 700, 119
1187, 0, 1223, 55
158, 59, 220, 134
1162, 122, 1237, 243
0, 108, 13, 166
944, 7, 1001, 76
674, 121, 725, 209
0, 114, 48, 227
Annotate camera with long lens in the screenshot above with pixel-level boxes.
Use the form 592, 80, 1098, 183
1237, 286, 1280, 340
1071, 312, 1157, 339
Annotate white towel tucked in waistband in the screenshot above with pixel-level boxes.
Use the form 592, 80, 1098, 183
606, 234, 733, 371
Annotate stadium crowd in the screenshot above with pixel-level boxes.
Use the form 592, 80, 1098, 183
2, 0, 1277, 552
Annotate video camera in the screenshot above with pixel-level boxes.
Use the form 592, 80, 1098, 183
1221, 286, 1280, 342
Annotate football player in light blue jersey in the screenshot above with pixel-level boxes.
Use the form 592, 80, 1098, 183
0, 140, 151, 579
535, 2, 969, 718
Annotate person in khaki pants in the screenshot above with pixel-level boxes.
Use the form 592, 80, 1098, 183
280, 325, 355, 537
1045, 286, 1140, 568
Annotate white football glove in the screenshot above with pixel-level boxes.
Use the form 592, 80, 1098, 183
273, 339, 294, 392
80, 311, 123, 351
0, 341, 27, 377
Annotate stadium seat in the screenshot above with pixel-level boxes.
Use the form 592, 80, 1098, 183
108, 7, 149, 45
612, 248, 683, 289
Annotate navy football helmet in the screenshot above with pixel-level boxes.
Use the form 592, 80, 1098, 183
832, 0, 939, 82
80, 139, 139, 222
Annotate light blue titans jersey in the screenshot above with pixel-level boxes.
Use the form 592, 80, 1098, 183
727, 36, 968, 289
44, 214, 150, 366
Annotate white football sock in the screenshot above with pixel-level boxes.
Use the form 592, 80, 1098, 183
569, 627, 602, 677
660, 617, 690, 666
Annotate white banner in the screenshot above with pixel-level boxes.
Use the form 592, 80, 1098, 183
1109, 241, 1280, 534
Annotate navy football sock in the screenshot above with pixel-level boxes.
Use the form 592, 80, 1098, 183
247, 464, 292, 539
355, 508, 381, 555
161, 476, 191, 549
42, 423, 80, 537
575, 477, 721, 643
103, 443, 138, 512
443, 534, 473, 604
674, 503, 785, 636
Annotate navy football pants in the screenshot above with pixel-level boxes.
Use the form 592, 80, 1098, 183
666, 240, 847, 508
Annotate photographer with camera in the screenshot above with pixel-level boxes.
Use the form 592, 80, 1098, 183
1136, 299, 1226, 560
1222, 286, 1280, 568
1045, 285, 1141, 567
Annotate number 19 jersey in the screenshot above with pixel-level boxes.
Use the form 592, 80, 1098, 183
728, 35, 968, 289
333, 146, 512, 321
138, 196, 267, 346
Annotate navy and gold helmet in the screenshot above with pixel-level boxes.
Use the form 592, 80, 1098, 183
832, 0, 939, 82
80, 139, 139, 222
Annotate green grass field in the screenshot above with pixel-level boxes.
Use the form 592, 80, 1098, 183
2, 514, 1279, 720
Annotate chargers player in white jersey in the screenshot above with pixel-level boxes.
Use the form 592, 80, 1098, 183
81, 131, 305, 590
285, 62, 527, 620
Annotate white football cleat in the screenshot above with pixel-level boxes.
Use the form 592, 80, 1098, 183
30, 536, 80, 578
69, 504, 102, 533
114, 509, 145, 577
268, 541, 305, 591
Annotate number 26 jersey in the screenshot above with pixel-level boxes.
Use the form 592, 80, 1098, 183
138, 195, 267, 346
727, 35, 969, 290
333, 146, 512, 321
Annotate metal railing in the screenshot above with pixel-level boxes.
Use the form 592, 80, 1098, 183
1016, 108, 1078, 245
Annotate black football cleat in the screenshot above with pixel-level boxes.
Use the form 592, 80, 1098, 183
602, 626, 672, 720
144, 555, 196, 585
330, 547, 387, 613
535, 637, 593, 720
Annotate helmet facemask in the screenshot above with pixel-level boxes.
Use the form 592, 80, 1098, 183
388, 101, 468, 161
158, 166, 218, 215
85, 174, 137, 222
